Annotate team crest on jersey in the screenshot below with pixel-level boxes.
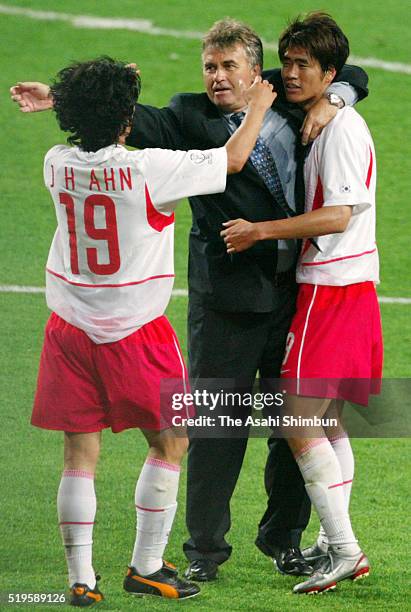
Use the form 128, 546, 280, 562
190, 151, 213, 165
340, 184, 351, 193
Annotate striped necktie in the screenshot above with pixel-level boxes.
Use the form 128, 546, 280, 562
232, 111, 320, 251
231, 111, 295, 219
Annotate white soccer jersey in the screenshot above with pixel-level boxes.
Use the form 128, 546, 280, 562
44, 144, 227, 343
296, 107, 379, 286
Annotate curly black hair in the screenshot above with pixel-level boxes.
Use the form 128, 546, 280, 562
51, 56, 141, 152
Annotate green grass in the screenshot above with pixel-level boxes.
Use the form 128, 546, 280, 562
0, 1, 410, 610
1, 295, 410, 610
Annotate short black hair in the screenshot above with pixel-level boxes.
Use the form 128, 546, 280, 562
278, 12, 349, 75
51, 56, 141, 152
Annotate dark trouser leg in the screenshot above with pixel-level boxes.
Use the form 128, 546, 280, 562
257, 284, 311, 554
183, 435, 249, 564
184, 298, 264, 564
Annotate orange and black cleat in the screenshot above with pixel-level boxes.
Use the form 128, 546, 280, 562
124, 562, 200, 599
70, 576, 104, 607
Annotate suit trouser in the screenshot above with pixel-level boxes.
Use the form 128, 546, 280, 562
183, 286, 311, 564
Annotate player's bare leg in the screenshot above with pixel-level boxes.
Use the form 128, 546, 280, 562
124, 428, 199, 599
144, 425, 189, 465
58, 431, 103, 606
285, 397, 369, 594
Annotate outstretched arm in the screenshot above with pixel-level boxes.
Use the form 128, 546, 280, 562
10, 82, 53, 112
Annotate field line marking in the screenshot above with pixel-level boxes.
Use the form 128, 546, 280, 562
1, 285, 410, 304
1, 4, 411, 76
378, 296, 411, 304
0, 285, 46, 294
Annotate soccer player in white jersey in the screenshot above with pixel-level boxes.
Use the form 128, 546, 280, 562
221, 13, 383, 594
27, 56, 275, 605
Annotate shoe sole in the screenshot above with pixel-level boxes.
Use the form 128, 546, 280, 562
184, 574, 217, 582
126, 590, 200, 600
70, 596, 104, 607
351, 567, 370, 581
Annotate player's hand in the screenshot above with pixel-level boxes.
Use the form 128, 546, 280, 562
10, 82, 53, 113
243, 76, 277, 111
220, 219, 259, 253
300, 96, 338, 145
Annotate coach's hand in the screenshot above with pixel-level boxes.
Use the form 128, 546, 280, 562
221, 219, 260, 253
301, 97, 338, 145
10, 82, 53, 112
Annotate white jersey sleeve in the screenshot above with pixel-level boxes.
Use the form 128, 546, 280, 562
135, 147, 227, 213
316, 107, 373, 214
43, 145, 66, 187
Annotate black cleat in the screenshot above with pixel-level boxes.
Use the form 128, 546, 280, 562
273, 548, 314, 576
124, 562, 200, 599
70, 576, 104, 607
184, 559, 219, 582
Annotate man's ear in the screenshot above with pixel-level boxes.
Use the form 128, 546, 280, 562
325, 66, 337, 83
253, 64, 262, 78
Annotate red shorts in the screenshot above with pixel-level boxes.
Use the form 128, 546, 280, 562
32, 313, 189, 433
281, 282, 383, 406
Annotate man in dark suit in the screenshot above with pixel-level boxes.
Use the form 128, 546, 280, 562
125, 19, 368, 582
10, 18, 368, 582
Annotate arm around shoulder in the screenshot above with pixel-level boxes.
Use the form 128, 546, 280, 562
336, 65, 369, 101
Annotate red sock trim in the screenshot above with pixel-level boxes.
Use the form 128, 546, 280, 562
135, 504, 165, 512
328, 433, 349, 443
63, 469, 94, 479
328, 479, 353, 489
146, 457, 180, 472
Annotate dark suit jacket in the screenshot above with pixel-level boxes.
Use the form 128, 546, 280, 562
127, 66, 369, 312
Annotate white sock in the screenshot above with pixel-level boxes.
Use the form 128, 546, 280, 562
57, 470, 96, 588
317, 434, 355, 549
330, 434, 354, 507
295, 440, 360, 555
131, 457, 180, 576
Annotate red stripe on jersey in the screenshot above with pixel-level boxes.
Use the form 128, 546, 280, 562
302, 176, 324, 256
312, 176, 324, 211
366, 146, 373, 189
46, 268, 174, 288
145, 184, 175, 232
301, 248, 377, 267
